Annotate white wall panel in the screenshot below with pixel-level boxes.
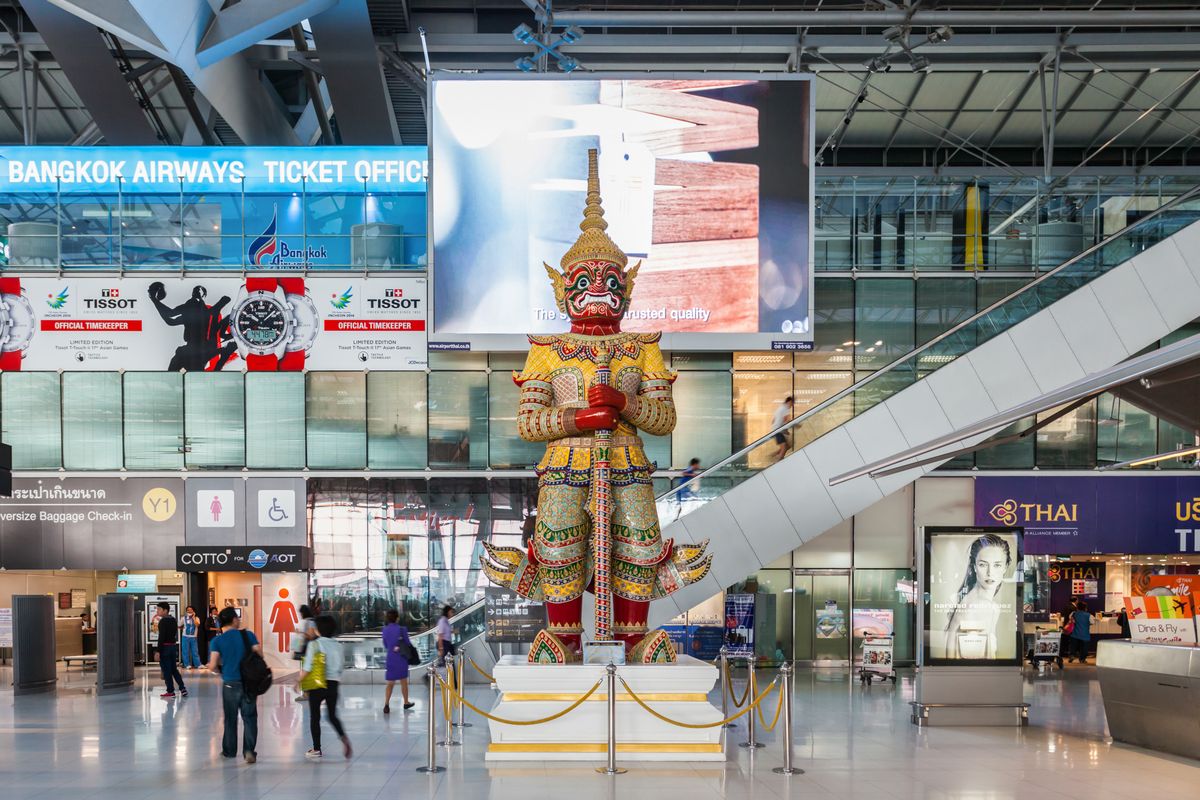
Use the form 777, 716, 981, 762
1048, 286, 1131, 375
1131, 247, 1200, 330
1005, 310, 1084, 394
966, 332, 1043, 413
793, 518, 852, 569
1088, 265, 1169, 352
923, 358, 998, 429
854, 484, 914, 569
914, 477, 975, 527
720, 478, 801, 566
803, 426, 884, 518
762, 450, 842, 544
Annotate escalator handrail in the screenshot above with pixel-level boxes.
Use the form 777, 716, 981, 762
658, 184, 1200, 501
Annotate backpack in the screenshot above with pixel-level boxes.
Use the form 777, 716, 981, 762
239, 630, 273, 697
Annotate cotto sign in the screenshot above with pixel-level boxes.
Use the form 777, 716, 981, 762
175, 546, 310, 572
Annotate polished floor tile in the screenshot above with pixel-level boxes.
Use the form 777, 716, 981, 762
0, 664, 1196, 799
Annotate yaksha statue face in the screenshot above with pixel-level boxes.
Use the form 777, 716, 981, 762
562, 258, 632, 322
545, 149, 640, 331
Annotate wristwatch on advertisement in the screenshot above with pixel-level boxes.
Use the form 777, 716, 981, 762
229, 277, 318, 370
0, 277, 35, 370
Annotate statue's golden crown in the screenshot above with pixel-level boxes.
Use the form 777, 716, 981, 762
559, 148, 628, 271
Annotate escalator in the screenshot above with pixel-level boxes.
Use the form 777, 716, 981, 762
649, 188, 1200, 627
337, 598, 496, 682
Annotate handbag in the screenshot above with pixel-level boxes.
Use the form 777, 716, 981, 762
1062, 618, 1075, 636
402, 640, 421, 666
300, 649, 327, 692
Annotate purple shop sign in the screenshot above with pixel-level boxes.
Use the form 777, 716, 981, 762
974, 476, 1200, 555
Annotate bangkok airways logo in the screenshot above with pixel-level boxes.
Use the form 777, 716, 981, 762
46, 287, 68, 310
248, 206, 278, 267
989, 499, 1019, 525
330, 286, 353, 310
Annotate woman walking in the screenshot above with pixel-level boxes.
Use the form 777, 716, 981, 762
381, 610, 415, 713
299, 615, 352, 760
181, 606, 202, 669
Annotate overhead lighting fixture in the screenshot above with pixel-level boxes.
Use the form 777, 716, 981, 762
927, 25, 954, 44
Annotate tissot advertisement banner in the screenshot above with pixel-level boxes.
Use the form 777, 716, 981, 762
431, 75, 814, 348
175, 546, 311, 572
922, 526, 1023, 667
975, 475, 1200, 555
0, 276, 425, 371
0, 478, 183, 570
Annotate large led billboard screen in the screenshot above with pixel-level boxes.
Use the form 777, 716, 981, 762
430, 75, 813, 350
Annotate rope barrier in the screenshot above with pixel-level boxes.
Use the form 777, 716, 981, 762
436, 674, 604, 726
618, 675, 780, 729
468, 657, 496, 682
724, 660, 753, 708
755, 678, 786, 732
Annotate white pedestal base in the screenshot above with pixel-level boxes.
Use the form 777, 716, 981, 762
485, 655, 725, 762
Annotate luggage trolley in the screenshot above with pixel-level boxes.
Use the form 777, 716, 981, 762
858, 635, 896, 684
1027, 627, 1064, 671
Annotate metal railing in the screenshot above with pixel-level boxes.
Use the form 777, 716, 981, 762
657, 184, 1200, 514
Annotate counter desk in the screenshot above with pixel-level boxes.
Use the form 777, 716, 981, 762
1096, 639, 1200, 760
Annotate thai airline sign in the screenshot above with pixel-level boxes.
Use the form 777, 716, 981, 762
975, 476, 1200, 555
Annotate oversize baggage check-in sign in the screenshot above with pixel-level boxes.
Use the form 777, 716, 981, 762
0, 275, 426, 371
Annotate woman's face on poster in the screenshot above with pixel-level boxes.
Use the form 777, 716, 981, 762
974, 545, 1009, 593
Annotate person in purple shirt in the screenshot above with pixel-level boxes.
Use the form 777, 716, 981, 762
381, 609, 415, 713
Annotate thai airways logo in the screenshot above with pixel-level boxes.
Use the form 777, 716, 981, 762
248, 206, 278, 267
46, 287, 68, 309
330, 286, 353, 310
988, 497, 1078, 525
989, 499, 1019, 525
247, 549, 269, 569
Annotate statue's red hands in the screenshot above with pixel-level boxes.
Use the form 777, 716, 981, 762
574, 406, 620, 431
587, 384, 627, 411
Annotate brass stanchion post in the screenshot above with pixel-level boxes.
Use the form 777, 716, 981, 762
437, 665, 460, 747
772, 662, 803, 775
595, 663, 627, 775
453, 651, 473, 728
738, 654, 764, 749
416, 668, 446, 773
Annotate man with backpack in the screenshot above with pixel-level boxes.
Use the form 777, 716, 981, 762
207, 607, 272, 763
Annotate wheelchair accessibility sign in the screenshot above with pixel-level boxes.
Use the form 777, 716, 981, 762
257, 490, 295, 528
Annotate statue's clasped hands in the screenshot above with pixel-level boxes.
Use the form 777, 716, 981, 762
575, 384, 628, 431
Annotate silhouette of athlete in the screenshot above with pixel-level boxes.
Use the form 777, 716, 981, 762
148, 282, 239, 371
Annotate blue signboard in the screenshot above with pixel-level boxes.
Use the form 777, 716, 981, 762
724, 593, 756, 657
116, 573, 158, 593
0, 146, 428, 193
974, 475, 1200, 555
0, 146, 429, 270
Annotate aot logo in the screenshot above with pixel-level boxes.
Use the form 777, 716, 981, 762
247, 549, 269, 569
989, 498, 1077, 525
